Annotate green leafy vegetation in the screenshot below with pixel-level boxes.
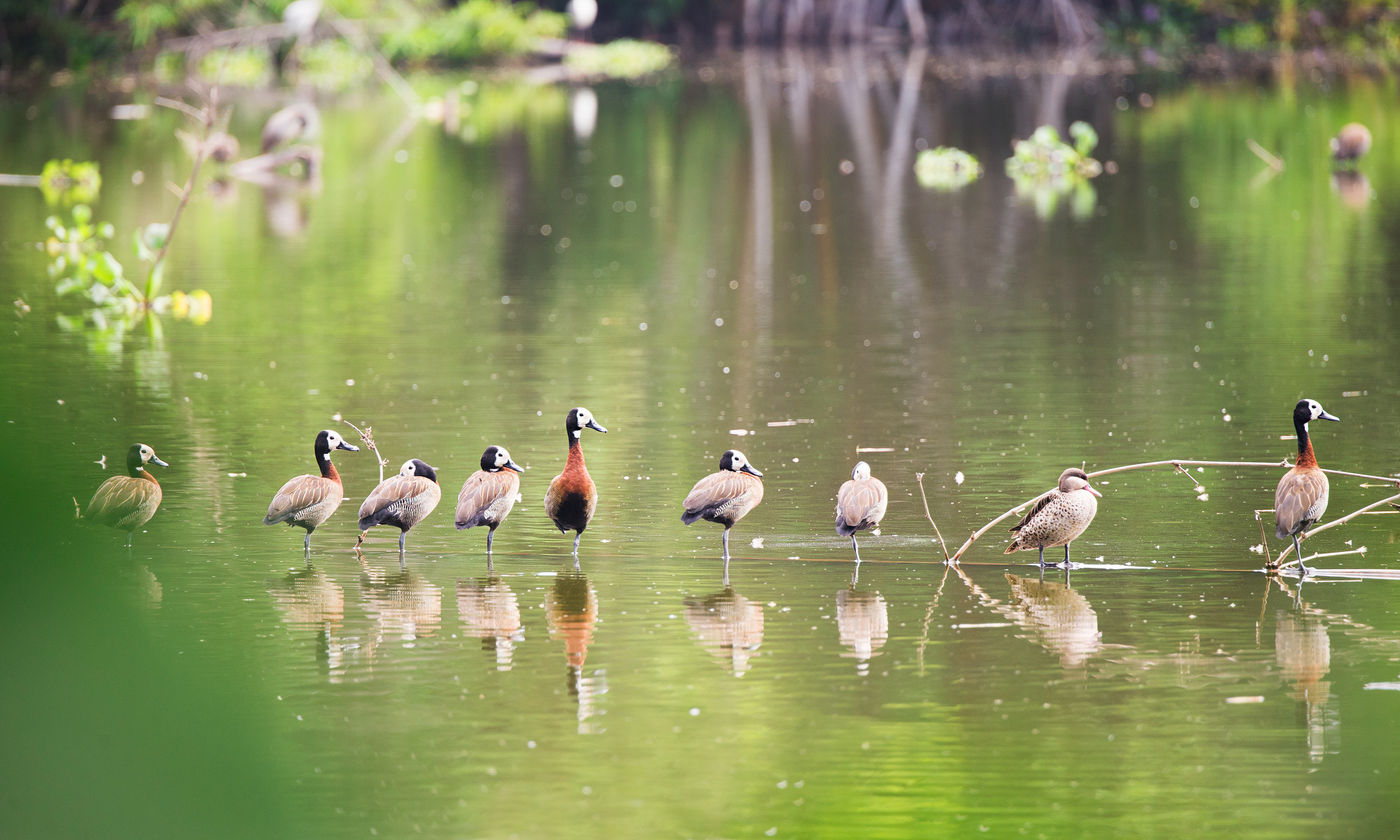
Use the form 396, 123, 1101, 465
39, 163, 211, 331
914, 146, 983, 191
381, 0, 566, 65
563, 40, 674, 79
1005, 122, 1103, 219
40, 159, 102, 206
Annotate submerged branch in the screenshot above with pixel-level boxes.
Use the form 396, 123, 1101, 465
949, 458, 1395, 562
1272, 491, 1400, 568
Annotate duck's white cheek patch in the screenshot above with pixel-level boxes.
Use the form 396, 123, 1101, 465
573, 429, 582, 439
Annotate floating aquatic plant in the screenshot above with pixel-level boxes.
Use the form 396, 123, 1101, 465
40, 159, 102, 206
1005, 121, 1104, 220
563, 39, 673, 80
914, 146, 983, 191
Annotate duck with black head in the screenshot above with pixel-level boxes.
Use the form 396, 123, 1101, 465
1275, 398, 1341, 576
545, 407, 607, 557
358, 458, 442, 553
85, 443, 169, 546
681, 450, 765, 564
456, 445, 525, 555
1004, 468, 1103, 568
264, 429, 359, 551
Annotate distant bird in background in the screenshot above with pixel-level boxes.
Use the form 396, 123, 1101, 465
567, 0, 598, 40
261, 102, 320, 154
1005, 468, 1103, 568
1331, 123, 1371, 168
1275, 399, 1341, 576
835, 460, 888, 563
85, 443, 168, 546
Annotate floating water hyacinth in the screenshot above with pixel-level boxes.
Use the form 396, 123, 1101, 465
914, 146, 983, 191
1005, 122, 1104, 220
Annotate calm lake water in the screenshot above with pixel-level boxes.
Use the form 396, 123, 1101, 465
3, 51, 1399, 839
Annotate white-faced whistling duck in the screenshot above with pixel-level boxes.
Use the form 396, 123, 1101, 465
456, 445, 524, 554
85, 443, 168, 546
263, 429, 358, 551
836, 460, 888, 563
545, 407, 607, 556
1005, 468, 1103, 568
681, 449, 764, 563
1331, 123, 1371, 167
1275, 398, 1340, 576
358, 458, 442, 552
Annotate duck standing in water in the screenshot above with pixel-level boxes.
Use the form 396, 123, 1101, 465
1331, 123, 1371, 168
456, 445, 525, 554
264, 429, 359, 551
85, 443, 169, 546
835, 460, 888, 563
1275, 398, 1341, 576
545, 407, 607, 556
682, 450, 764, 563
1005, 468, 1103, 568
358, 458, 442, 553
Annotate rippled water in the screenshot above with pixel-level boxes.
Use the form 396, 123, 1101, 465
3, 52, 1399, 838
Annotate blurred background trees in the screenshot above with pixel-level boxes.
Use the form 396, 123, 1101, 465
2, 0, 1398, 76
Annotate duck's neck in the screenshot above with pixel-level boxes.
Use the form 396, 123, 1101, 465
319, 450, 341, 482
565, 435, 586, 471
140, 468, 159, 486
1295, 419, 1318, 469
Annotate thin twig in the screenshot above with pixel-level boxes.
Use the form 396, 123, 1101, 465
1272, 491, 1400, 568
1246, 139, 1284, 172
341, 418, 387, 483
914, 472, 951, 561
1252, 509, 1274, 567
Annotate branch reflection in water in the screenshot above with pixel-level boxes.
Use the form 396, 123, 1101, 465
546, 567, 604, 733
456, 574, 524, 671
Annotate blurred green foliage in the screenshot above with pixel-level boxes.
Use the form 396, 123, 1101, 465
562, 39, 673, 79
3, 1, 1399, 75
381, 1, 566, 64
914, 146, 983, 191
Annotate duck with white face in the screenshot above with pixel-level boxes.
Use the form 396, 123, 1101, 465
357, 458, 442, 554
264, 430, 359, 552
1275, 398, 1341, 576
86, 443, 170, 546
682, 449, 765, 564
457, 445, 525, 555
545, 407, 608, 557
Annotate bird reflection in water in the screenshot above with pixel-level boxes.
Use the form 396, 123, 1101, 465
836, 573, 888, 675
457, 575, 524, 671
1004, 572, 1103, 668
1331, 170, 1371, 211
546, 568, 605, 732
683, 580, 765, 677
1274, 604, 1337, 763
268, 565, 348, 678
359, 560, 442, 662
